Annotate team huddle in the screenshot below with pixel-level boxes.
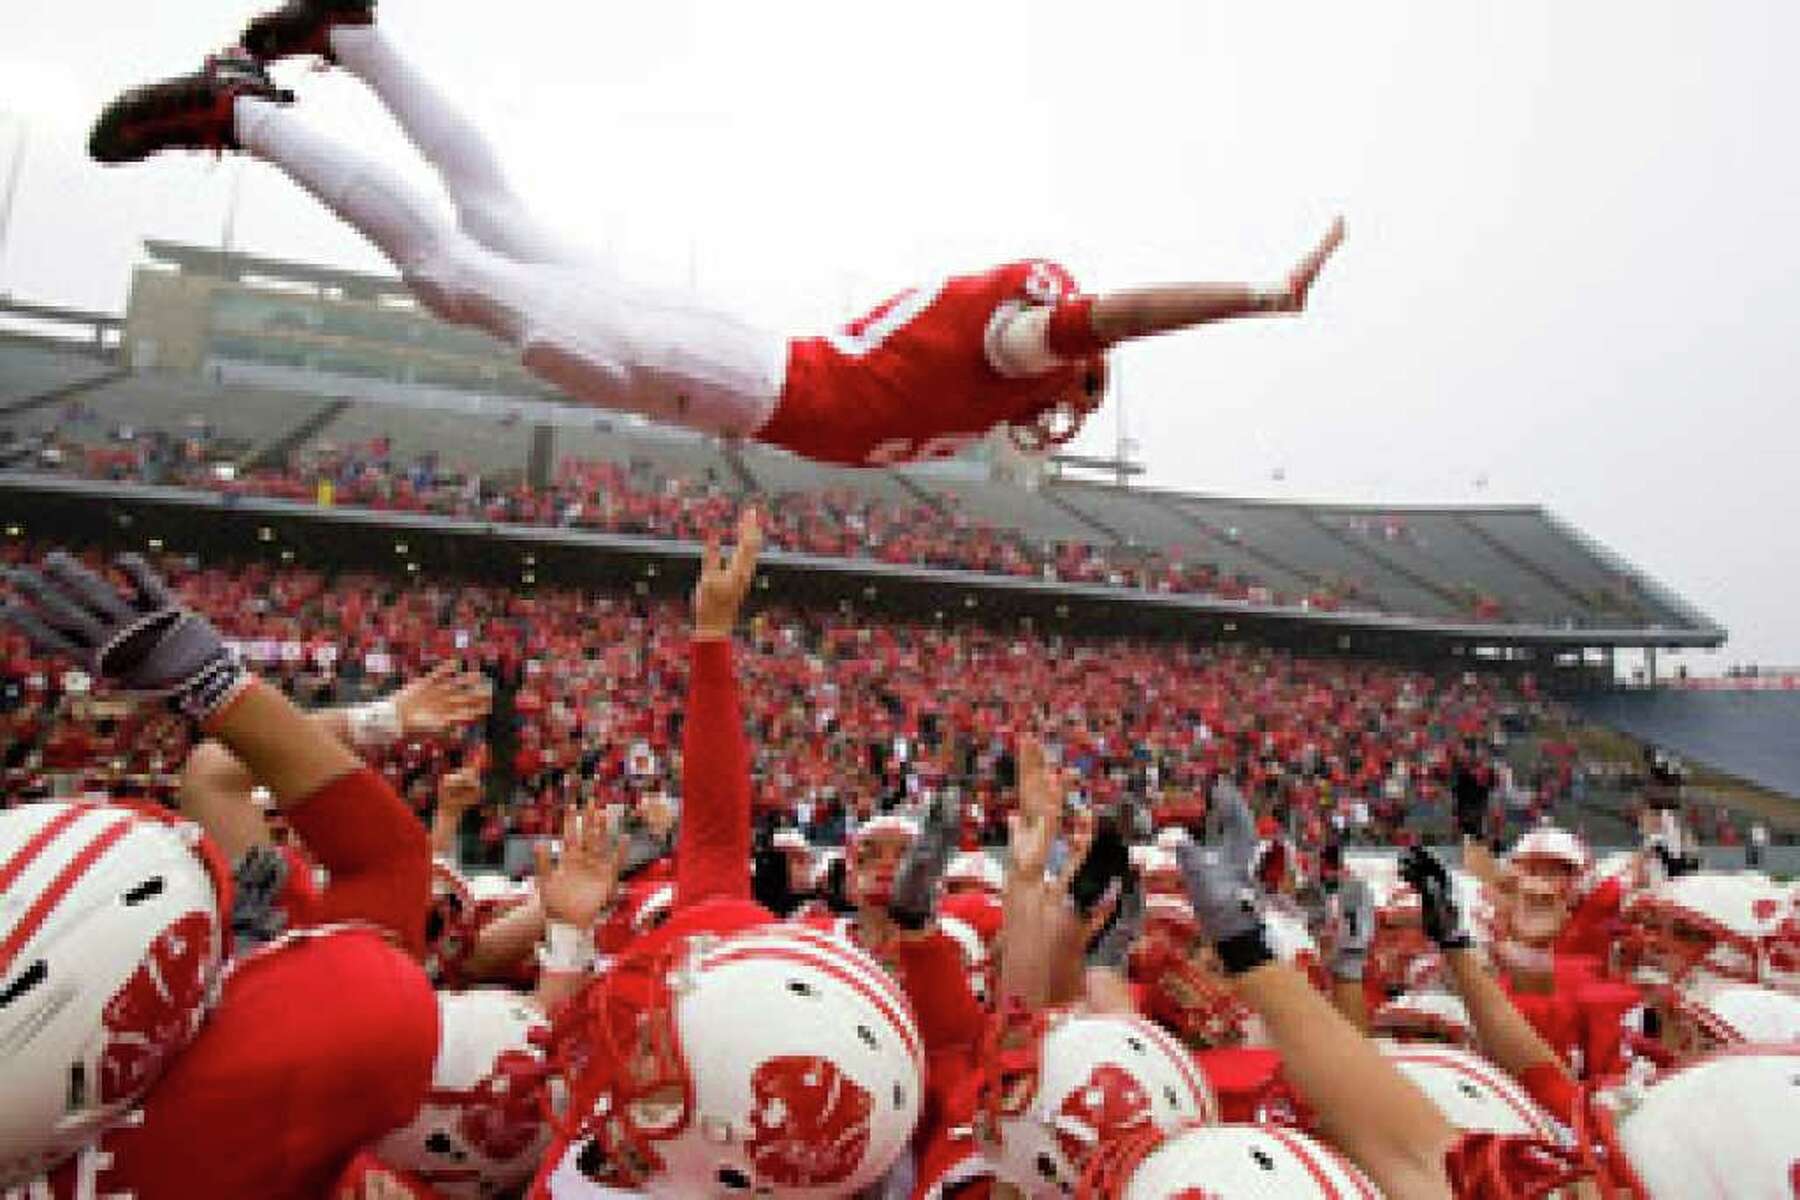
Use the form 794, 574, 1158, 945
2, 511, 1797, 1199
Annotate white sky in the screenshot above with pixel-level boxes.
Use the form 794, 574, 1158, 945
1, 1, 1795, 669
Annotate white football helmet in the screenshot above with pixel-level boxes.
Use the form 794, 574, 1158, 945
0, 801, 230, 1186
982, 1008, 1217, 1197
375, 989, 556, 1198
945, 850, 1003, 894
1377, 1042, 1560, 1141
1078, 1121, 1378, 1199
1507, 825, 1593, 889
1372, 991, 1475, 1047
1608, 1046, 1800, 1198
551, 924, 922, 1196
1660, 981, 1800, 1053
1620, 872, 1796, 990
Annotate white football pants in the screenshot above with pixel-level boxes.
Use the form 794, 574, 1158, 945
235, 26, 787, 438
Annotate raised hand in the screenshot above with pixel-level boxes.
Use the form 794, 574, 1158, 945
693, 506, 764, 639
1175, 782, 1272, 975
1325, 875, 1375, 982
1271, 215, 1345, 312
435, 762, 484, 817
393, 663, 491, 736
2, 551, 246, 722
1006, 736, 1063, 883
534, 802, 626, 931
1399, 845, 1473, 950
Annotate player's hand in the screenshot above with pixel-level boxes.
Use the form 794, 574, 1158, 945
393, 663, 491, 736
1399, 845, 1474, 950
1175, 781, 1273, 975
1006, 736, 1063, 882
693, 506, 763, 639
436, 762, 483, 816
534, 801, 625, 930
1272, 215, 1345, 312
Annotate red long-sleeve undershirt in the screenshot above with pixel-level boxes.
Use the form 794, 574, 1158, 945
283, 766, 432, 957
675, 637, 753, 909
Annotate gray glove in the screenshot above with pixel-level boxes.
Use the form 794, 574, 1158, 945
1085, 873, 1145, 971
1326, 876, 1375, 982
889, 791, 959, 931
3, 552, 247, 722
1176, 783, 1273, 975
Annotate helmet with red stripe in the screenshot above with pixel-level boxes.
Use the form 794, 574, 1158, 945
1603, 1045, 1800, 1197
1371, 991, 1475, 1047
1077, 1120, 1378, 1199
1376, 1042, 1560, 1140
374, 989, 555, 1199
979, 1006, 1216, 1197
1618, 872, 1796, 992
0, 801, 231, 1186
1646, 980, 1800, 1056
547, 923, 922, 1196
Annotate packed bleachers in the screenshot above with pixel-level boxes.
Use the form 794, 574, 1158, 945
0, 338, 1713, 633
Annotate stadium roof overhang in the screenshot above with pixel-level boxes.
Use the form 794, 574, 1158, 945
0, 472, 1725, 656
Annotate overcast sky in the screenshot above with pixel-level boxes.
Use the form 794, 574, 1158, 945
2, 1, 1795, 669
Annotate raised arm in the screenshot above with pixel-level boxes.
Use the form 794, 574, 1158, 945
1400, 846, 1582, 1123
674, 508, 762, 908
1087, 217, 1344, 345
3, 551, 430, 953
1180, 786, 1456, 1199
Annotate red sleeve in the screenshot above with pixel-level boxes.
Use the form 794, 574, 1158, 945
1517, 1061, 1581, 1127
675, 638, 751, 908
891, 932, 986, 1052
1046, 295, 1106, 357
1555, 878, 1623, 960
284, 767, 432, 957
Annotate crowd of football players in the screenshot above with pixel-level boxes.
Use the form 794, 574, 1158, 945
1, 508, 1795, 1198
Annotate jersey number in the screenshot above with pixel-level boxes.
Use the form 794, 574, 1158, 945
826, 279, 948, 358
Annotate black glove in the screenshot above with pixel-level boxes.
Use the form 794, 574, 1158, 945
3, 552, 247, 723
1398, 845, 1473, 951
1085, 872, 1144, 971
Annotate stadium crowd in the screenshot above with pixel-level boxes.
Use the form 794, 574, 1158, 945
8, 413, 1372, 610
2, 509, 1795, 1199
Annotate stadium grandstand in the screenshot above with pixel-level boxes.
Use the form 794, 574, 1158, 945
5, 241, 1783, 866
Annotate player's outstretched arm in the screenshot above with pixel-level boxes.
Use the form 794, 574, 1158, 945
1400, 847, 1581, 1122
2, 551, 432, 950
673, 507, 763, 908
1086, 216, 1344, 346
1180, 784, 1456, 1199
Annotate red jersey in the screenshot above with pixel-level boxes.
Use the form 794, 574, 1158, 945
761, 260, 1092, 465
33, 929, 438, 1200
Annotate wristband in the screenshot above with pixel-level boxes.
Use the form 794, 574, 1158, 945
176, 647, 253, 725
346, 697, 404, 748
537, 920, 596, 975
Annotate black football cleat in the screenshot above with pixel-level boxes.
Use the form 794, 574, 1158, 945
240, 0, 376, 64
89, 50, 293, 165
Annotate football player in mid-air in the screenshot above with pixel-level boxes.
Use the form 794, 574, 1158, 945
90, 0, 1344, 468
